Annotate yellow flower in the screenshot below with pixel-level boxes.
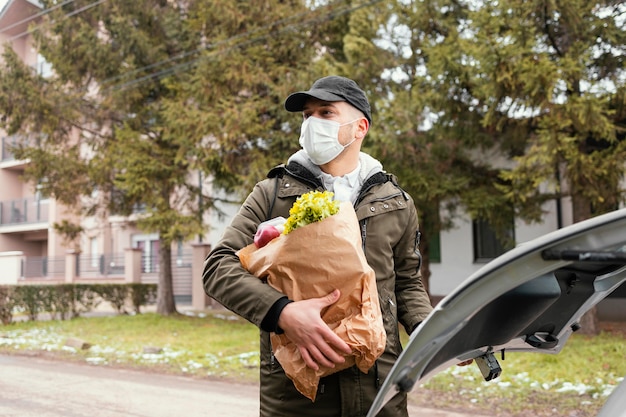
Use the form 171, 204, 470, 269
283, 190, 340, 234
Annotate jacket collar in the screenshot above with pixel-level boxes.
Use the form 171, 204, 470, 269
268, 151, 394, 204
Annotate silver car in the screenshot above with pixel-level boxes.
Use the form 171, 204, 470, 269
368, 208, 626, 417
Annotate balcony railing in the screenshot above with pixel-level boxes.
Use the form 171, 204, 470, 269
1, 135, 22, 162
0, 197, 49, 226
22, 256, 65, 278
77, 253, 126, 278
1, 134, 39, 162
2, 136, 15, 161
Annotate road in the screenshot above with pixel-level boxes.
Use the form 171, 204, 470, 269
0, 354, 476, 417
0, 354, 258, 417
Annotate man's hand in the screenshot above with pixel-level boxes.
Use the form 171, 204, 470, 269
277, 289, 352, 371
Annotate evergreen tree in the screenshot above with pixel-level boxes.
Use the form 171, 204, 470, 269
4, 0, 622, 328
475, 0, 626, 333
337, 0, 626, 317
332, 1, 515, 292
0, 0, 326, 314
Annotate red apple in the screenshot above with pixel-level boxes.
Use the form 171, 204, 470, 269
254, 225, 281, 248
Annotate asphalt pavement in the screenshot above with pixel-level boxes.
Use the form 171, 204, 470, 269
0, 354, 481, 417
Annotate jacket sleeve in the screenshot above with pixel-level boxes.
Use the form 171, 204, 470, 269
394, 196, 433, 333
202, 179, 289, 330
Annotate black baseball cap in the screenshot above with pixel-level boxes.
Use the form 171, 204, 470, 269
284, 76, 372, 124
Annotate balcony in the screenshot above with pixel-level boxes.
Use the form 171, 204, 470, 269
1, 135, 33, 170
0, 136, 15, 162
0, 196, 49, 227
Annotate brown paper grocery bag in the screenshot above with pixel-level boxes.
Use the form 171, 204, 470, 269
237, 202, 386, 401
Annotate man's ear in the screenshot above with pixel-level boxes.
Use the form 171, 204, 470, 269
356, 118, 369, 139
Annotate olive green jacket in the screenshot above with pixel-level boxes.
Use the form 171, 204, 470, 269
203, 152, 433, 417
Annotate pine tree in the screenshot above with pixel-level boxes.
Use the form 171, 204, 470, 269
337, 0, 626, 320
0, 0, 324, 315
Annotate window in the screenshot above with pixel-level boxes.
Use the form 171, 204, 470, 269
90, 237, 99, 268
473, 217, 515, 262
35, 180, 50, 202
132, 234, 159, 273
36, 54, 53, 78
176, 239, 184, 266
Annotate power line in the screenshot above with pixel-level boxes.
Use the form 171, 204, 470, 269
0, 0, 77, 34
8, 0, 108, 41
98, 4, 323, 88
105, 0, 383, 92
2, 0, 382, 101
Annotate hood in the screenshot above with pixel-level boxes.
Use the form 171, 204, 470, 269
368, 208, 626, 417
287, 150, 384, 184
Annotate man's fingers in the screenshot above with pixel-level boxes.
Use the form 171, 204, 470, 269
300, 341, 345, 370
321, 289, 341, 307
308, 345, 337, 369
320, 327, 351, 355
280, 288, 353, 370
316, 290, 352, 355
317, 335, 348, 365
299, 347, 319, 371
306, 290, 351, 356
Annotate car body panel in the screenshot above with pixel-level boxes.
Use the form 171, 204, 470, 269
368, 208, 626, 417
597, 372, 626, 417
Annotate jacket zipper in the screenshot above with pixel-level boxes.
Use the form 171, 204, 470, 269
388, 297, 396, 320
374, 361, 380, 388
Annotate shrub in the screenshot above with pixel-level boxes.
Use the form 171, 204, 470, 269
15, 285, 45, 321
0, 286, 15, 325
129, 283, 157, 314
0, 283, 157, 324
93, 284, 129, 314
72, 284, 101, 318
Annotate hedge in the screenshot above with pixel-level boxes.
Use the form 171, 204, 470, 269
0, 283, 157, 325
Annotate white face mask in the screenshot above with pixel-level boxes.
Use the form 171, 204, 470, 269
298, 117, 359, 165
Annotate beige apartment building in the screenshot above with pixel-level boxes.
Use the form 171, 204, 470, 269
0, 0, 218, 306
0, 0, 62, 271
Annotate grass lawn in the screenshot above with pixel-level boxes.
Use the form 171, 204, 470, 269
409, 327, 626, 416
1, 309, 625, 417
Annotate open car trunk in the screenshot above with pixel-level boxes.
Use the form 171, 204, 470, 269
368, 208, 626, 417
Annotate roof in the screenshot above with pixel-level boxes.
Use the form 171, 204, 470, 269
0, 0, 42, 38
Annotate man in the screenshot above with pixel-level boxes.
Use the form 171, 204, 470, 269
203, 75, 433, 416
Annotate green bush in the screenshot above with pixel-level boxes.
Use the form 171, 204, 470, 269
15, 285, 45, 321
40, 285, 72, 320
129, 283, 157, 314
0, 283, 156, 324
72, 284, 101, 318
93, 284, 129, 314
0, 286, 15, 325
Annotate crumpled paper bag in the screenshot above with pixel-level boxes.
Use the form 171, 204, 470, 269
237, 202, 386, 401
